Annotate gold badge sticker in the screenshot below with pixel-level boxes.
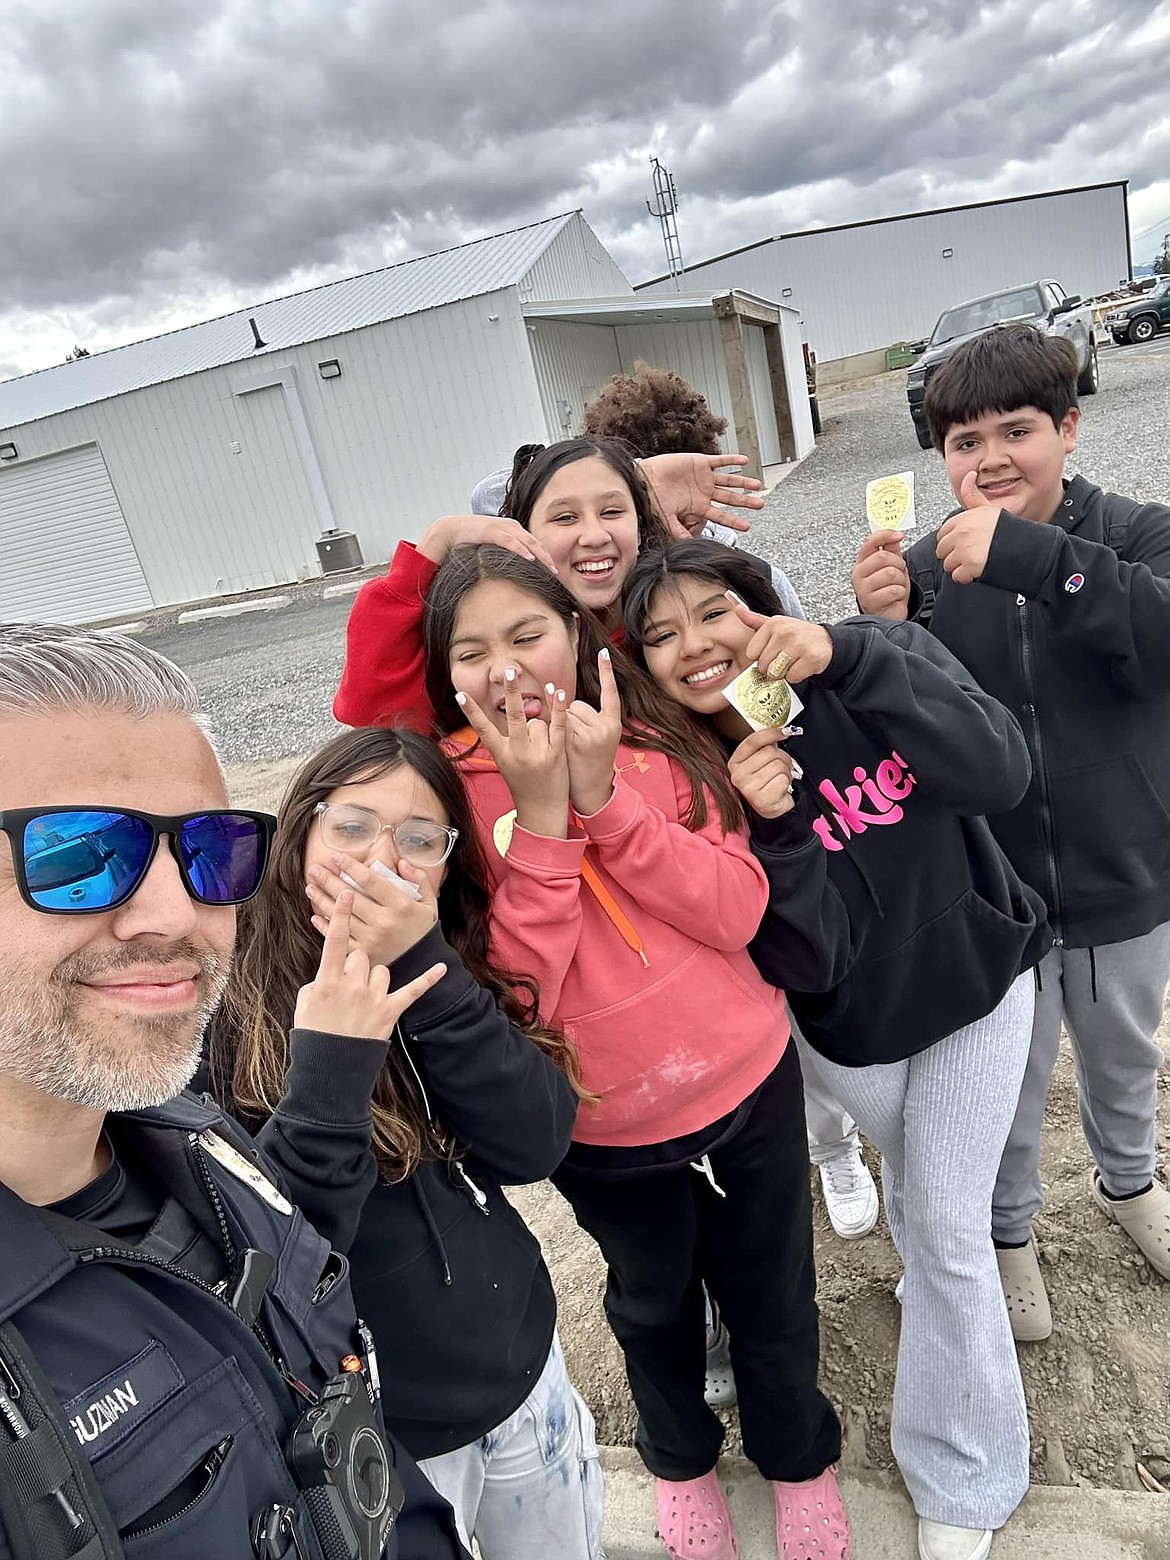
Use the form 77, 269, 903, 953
865, 471, 916, 532
723, 664, 804, 733
493, 809, 517, 858
197, 1130, 293, 1215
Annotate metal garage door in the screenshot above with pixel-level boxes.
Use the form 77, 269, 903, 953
0, 445, 154, 624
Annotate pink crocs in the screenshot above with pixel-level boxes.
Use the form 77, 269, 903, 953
773, 1465, 852, 1559
655, 1470, 740, 1559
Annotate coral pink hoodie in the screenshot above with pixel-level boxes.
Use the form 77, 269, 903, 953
447, 733, 789, 1148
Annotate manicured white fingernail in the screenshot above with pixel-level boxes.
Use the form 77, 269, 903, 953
725, 590, 746, 606
505, 666, 516, 682
599, 648, 610, 662
455, 691, 467, 705
545, 682, 555, 694
782, 725, 804, 737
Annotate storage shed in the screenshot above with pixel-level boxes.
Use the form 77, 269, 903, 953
638, 182, 1132, 370
0, 212, 808, 624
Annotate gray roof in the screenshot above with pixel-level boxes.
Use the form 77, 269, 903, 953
0, 212, 577, 430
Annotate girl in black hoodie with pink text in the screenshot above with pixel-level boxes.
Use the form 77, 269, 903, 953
623, 540, 1048, 1560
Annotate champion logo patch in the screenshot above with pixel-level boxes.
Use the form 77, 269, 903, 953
64, 1341, 185, 1459
1063, 573, 1085, 594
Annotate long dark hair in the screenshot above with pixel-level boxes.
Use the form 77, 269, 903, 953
215, 726, 587, 1182
422, 544, 742, 832
502, 436, 670, 553
623, 540, 786, 665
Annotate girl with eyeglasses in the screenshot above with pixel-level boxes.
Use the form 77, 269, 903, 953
212, 726, 603, 1560
420, 542, 849, 1560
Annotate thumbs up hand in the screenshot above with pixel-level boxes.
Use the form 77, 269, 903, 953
935, 470, 1003, 585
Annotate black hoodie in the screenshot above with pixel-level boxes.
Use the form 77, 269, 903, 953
220, 923, 579, 1460
746, 617, 1049, 1066
903, 475, 1170, 948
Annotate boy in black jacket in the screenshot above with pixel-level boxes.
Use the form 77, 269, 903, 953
852, 323, 1170, 1340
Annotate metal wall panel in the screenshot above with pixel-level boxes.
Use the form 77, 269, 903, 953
642, 186, 1131, 361
0, 444, 153, 623
527, 321, 624, 439
0, 290, 549, 605
520, 213, 633, 303
610, 320, 736, 451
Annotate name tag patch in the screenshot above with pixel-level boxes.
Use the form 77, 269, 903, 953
64, 1341, 185, 1459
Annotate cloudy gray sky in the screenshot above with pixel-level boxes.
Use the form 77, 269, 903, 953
2, 0, 1168, 380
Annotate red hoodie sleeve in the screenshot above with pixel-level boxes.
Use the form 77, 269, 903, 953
332, 542, 438, 731
487, 825, 589, 1021
577, 771, 769, 950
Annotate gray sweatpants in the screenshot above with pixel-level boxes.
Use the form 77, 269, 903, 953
792, 1010, 863, 1164
993, 921, 1170, 1245
813, 975, 1034, 1529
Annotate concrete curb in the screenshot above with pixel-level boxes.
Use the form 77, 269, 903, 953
598, 1448, 1170, 1558
178, 595, 291, 623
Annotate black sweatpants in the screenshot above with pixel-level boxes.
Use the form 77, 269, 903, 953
553, 1042, 841, 1483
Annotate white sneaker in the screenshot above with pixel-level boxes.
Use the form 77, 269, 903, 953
918, 1518, 993, 1560
818, 1148, 879, 1239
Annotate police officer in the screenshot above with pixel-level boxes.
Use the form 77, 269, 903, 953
0, 622, 469, 1560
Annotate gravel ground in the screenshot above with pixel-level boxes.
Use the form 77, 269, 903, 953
150, 338, 1170, 1492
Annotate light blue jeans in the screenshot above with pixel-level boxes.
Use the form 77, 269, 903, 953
417, 1332, 605, 1559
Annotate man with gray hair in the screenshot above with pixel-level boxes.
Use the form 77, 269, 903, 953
0, 622, 467, 1560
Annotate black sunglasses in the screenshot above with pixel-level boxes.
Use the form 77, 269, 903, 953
0, 807, 275, 915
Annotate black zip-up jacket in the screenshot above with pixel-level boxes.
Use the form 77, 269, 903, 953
0, 1055, 468, 1560
747, 617, 1049, 1066
903, 475, 1170, 948
225, 924, 579, 1461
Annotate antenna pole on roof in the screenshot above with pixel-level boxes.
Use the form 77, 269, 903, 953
647, 157, 684, 291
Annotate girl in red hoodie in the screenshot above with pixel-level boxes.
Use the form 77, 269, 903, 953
419, 542, 851, 1560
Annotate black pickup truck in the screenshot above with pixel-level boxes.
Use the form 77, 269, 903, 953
906, 279, 1098, 448
1103, 275, 1170, 345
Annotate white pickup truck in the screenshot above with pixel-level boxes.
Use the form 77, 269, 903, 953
906, 280, 1098, 448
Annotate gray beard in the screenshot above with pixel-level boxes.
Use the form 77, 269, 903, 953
0, 942, 229, 1114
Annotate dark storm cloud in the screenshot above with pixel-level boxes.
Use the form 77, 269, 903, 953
1, 0, 1167, 374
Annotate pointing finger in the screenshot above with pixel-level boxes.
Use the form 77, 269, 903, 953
597, 647, 621, 721
454, 688, 504, 759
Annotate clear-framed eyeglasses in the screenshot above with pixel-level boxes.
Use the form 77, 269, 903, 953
314, 802, 459, 867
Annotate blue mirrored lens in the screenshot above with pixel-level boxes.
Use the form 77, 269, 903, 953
23, 811, 152, 911
180, 813, 265, 903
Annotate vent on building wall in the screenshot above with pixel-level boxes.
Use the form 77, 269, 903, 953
249, 317, 267, 350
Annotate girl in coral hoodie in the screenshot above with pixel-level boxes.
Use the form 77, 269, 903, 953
419, 541, 851, 1560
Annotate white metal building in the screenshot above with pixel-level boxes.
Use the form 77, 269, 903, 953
639, 182, 1132, 365
0, 212, 810, 625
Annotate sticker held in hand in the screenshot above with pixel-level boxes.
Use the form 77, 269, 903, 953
339, 860, 423, 902
723, 662, 805, 771
866, 471, 916, 532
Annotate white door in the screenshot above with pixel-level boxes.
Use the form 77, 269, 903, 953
0, 444, 154, 623
743, 325, 783, 466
